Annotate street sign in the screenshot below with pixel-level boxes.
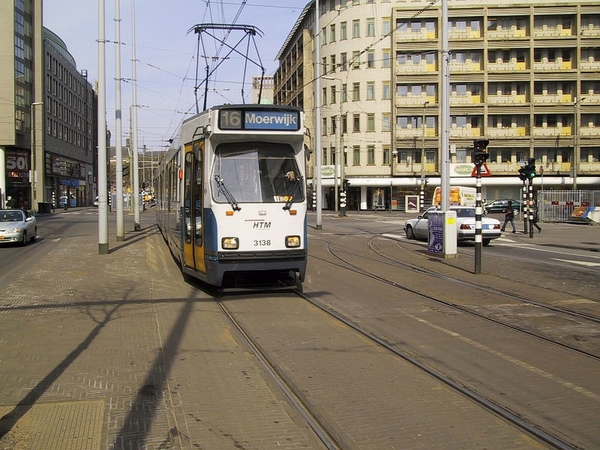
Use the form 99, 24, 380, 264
471, 164, 491, 177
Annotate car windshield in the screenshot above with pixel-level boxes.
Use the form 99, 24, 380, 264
1, 211, 24, 222
453, 208, 476, 218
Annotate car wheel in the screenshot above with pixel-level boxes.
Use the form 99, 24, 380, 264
406, 225, 415, 240
21, 231, 27, 246
483, 239, 491, 246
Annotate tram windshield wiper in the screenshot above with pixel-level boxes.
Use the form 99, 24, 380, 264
214, 175, 241, 211
283, 176, 302, 210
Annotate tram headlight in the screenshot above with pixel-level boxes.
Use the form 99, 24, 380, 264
222, 237, 239, 249
285, 235, 301, 248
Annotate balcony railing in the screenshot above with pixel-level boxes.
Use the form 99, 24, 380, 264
532, 126, 572, 137
488, 95, 527, 104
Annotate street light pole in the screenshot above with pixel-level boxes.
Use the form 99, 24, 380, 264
420, 100, 429, 211
30, 101, 44, 211
323, 76, 346, 217
573, 96, 586, 190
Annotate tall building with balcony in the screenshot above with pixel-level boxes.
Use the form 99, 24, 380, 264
275, 0, 600, 211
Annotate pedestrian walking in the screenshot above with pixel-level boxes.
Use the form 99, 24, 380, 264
501, 200, 516, 233
530, 203, 541, 233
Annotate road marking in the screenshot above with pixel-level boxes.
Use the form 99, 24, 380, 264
405, 313, 600, 401
382, 233, 404, 240
495, 242, 600, 260
552, 258, 600, 267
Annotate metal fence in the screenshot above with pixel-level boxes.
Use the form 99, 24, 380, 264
537, 190, 600, 222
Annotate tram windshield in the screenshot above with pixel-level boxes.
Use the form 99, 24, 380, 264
212, 142, 304, 204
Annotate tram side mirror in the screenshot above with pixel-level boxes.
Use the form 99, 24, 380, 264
304, 144, 312, 161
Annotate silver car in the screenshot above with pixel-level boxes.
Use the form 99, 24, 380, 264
0, 209, 37, 245
404, 206, 502, 246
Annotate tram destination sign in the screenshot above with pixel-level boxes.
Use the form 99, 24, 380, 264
219, 108, 300, 131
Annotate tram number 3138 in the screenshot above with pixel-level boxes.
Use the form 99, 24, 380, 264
254, 240, 271, 247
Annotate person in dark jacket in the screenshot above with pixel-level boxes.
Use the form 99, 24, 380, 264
501, 200, 516, 233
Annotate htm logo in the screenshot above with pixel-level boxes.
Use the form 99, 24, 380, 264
252, 221, 271, 229
253, 221, 271, 229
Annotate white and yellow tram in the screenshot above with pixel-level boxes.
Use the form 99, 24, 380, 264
155, 104, 308, 288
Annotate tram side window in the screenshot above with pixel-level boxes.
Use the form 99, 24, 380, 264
212, 142, 304, 204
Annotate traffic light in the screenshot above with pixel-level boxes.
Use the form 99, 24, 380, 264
472, 138, 489, 166
473, 138, 489, 151
527, 158, 536, 179
518, 158, 537, 181
473, 151, 489, 165
343, 179, 350, 191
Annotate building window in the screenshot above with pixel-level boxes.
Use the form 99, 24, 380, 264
367, 51, 375, 68
383, 146, 390, 165
367, 82, 375, 100
352, 82, 360, 101
353, 146, 361, 166
353, 113, 360, 132
382, 81, 390, 100
382, 49, 390, 68
330, 24, 336, 42
383, 18, 391, 35
331, 86, 336, 104
352, 51, 361, 69
322, 117, 327, 135
353, 19, 360, 38
367, 145, 375, 165
340, 21, 347, 40
367, 114, 375, 131
367, 18, 375, 37
322, 87, 327, 106
382, 113, 391, 132
341, 52, 348, 71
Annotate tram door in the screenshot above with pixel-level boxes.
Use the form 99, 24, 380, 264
183, 141, 205, 272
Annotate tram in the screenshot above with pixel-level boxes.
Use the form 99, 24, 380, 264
155, 104, 308, 289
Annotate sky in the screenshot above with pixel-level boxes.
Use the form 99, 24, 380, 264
43, 0, 308, 150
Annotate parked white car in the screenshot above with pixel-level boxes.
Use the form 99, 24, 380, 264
404, 206, 502, 246
0, 209, 37, 246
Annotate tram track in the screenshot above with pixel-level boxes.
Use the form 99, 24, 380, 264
213, 292, 343, 450
317, 238, 600, 362
212, 282, 582, 450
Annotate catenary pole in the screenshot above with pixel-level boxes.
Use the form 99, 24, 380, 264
315, 0, 323, 229
115, 0, 124, 240
131, 0, 140, 231
98, 0, 109, 254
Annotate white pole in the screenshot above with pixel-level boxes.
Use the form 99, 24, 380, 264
98, 0, 109, 253
131, 0, 140, 230
115, 0, 124, 240
440, 0, 450, 211
315, 0, 323, 229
